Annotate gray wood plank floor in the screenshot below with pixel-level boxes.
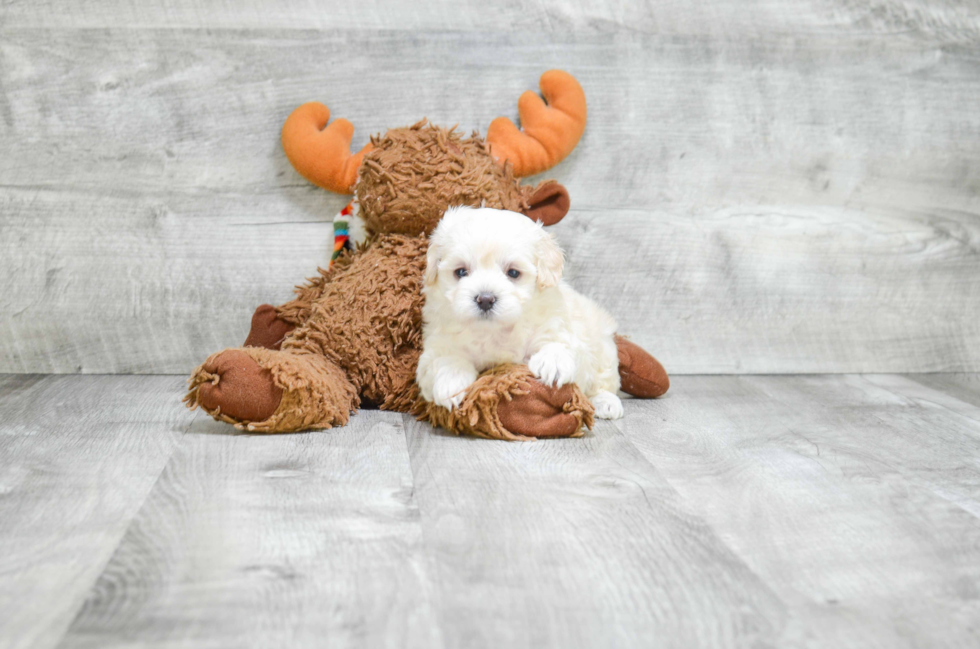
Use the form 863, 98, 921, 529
1, 373, 978, 648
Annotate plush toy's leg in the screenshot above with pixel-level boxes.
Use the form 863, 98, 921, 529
185, 346, 358, 432
615, 335, 670, 398
244, 257, 353, 350
243, 305, 296, 350
419, 364, 594, 441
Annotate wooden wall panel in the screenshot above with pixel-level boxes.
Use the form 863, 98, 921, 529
1, 25, 978, 373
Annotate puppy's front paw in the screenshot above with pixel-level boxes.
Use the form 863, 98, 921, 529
591, 391, 624, 420
432, 365, 477, 411
529, 344, 576, 387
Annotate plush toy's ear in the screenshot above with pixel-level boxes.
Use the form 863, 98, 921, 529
523, 180, 570, 226
535, 229, 564, 290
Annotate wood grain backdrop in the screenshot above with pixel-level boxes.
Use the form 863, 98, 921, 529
1, 2, 978, 374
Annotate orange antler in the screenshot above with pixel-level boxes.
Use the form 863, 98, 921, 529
485, 70, 587, 178
281, 102, 373, 194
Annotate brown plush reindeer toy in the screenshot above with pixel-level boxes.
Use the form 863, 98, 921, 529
185, 70, 669, 440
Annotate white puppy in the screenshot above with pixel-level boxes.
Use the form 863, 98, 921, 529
417, 206, 623, 420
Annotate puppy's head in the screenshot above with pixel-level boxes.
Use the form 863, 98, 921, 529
425, 206, 564, 324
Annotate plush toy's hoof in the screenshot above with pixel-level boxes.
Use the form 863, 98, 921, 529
497, 382, 582, 438
243, 304, 295, 350
195, 349, 283, 422
615, 335, 669, 398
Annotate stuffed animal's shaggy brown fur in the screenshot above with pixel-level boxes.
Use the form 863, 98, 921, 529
185, 72, 667, 439
186, 124, 596, 438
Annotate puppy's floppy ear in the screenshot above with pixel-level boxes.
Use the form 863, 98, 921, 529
426, 205, 462, 286
535, 228, 564, 290
424, 235, 441, 286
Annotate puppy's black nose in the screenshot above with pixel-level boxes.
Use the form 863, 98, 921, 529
475, 293, 496, 312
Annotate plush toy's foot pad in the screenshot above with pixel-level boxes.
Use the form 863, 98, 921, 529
615, 335, 670, 398
498, 381, 582, 438
187, 347, 359, 433
192, 349, 283, 422
243, 304, 295, 350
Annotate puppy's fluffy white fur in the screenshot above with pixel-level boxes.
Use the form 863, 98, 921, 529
417, 206, 623, 420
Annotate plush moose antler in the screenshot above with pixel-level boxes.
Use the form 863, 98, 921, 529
281, 70, 589, 193
486, 69, 588, 177
281, 103, 372, 194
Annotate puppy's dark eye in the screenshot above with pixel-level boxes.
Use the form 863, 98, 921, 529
454, 268, 468, 279
506, 269, 521, 279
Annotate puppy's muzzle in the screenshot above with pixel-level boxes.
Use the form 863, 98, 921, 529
475, 292, 496, 313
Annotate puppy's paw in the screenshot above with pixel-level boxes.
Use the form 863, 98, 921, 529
591, 391, 624, 420
529, 344, 576, 387
431, 364, 478, 411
